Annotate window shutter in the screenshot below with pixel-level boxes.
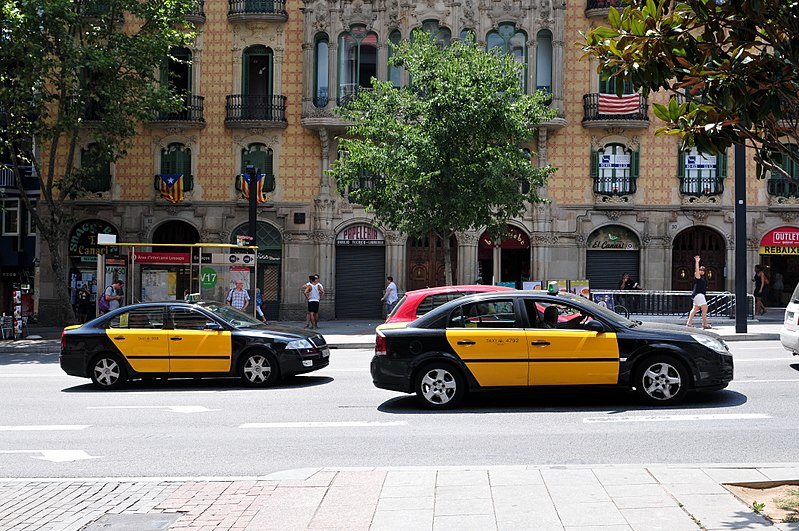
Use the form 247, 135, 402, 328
591, 149, 599, 178
677, 151, 685, 179
631, 149, 640, 178
718, 149, 728, 178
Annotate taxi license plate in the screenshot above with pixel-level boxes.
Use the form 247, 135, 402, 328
321, 347, 330, 358
787, 311, 794, 322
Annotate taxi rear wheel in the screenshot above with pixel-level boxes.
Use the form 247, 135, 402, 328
414, 362, 466, 409
240, 351, 278, 387
89, 354, 128, 390
633, 355, 689, 405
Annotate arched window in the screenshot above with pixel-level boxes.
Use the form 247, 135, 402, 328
486, 23, 527, 91
242, 45, 273, 98
679, 148, 726, 196
591, 143, 639, 195
338, 26, 378, 104
314, 34, 329, 107
163, 47, 192, 96
421, 20, 451, 47
241, 143, 275, 193
388, 30, 402, 88
460, 29, 475, 42
535, 30, 552, 95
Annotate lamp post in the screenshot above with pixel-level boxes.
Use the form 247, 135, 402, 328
246, 164, 258, 242
734, 144, 747, 333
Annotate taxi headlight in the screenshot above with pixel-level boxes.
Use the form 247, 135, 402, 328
286, 338, 314, 350
691, 334, 730, 355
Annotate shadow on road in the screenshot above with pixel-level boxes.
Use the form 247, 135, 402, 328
60, 374, 334, 393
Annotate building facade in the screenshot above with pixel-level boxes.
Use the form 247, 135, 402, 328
34, 0, 799, 323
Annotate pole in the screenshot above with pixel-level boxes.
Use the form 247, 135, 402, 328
734, 143, 747, 333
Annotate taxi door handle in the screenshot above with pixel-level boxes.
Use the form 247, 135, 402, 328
113, 336, 126, 340
170, 337, 183, 341
457, 340, 476, 346
530, 340, 551, 346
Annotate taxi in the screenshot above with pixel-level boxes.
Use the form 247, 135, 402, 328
372, 291, 733, 408
60, 301, 330, 390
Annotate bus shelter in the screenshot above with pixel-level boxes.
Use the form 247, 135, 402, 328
96, 240, 259, 319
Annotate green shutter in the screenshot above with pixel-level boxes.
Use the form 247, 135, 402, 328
631, 149, 640, 178
677, 151, 685, 179
718, 149, 728, 178
591, 149, 599, 178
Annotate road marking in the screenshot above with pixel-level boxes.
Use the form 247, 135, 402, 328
734, 358, 796, 362
240, 421, 408, 429
583, 413, 771, 424
87, 405, 219, 414
732, 379, 799, 383
0, 425, 90, 431
0, 450, 102, 462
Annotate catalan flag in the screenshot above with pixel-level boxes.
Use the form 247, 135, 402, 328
240, 173, 269, 203
597, 93, 641, 115
158, 174, 184, 203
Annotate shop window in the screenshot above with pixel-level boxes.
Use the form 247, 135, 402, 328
678, 148, 726, 196
591, 144, 638, 195
486, 23, 527, 92
337, 26, 378, 105
2, 199, 19, 235
314, 34, 329, 107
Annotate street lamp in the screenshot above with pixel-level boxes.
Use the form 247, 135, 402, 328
245, 164, 258, 243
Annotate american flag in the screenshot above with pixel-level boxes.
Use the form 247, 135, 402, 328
158, 174, 184, 203
240, 173, 268, 203
597, 93, 641, 115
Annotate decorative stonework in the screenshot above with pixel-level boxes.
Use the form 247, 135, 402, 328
462, 0, 477, 27
457, 232, 479, 245
770, 195, 799, 206
603, 210, 622, 220
595, 195, 631, 205
310, 229, 333, 242
575, 234, 585, 246
780, 211, 799, 223
681, 194, 721, 205
690, 210, 711, 223
342, 0, 377, 27
487, 0, 525, 28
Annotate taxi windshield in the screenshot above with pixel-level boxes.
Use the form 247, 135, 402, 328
559, 293, 635, 326
198, 302, 263, 328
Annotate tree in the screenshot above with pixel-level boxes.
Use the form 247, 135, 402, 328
0, 0, 195, 323
328, 30, 556, 284
581, 0, 799, 177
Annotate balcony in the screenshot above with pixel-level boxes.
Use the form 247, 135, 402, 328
582, 93, 649, 129
768, 177, 799, 199
80, 173, 112, 194
225, 94, 287, 129
185, 0, 206, 23
585, 0, 623, 17
227, 0, 287, 23
0, 165, 38, 192
147, 95, 205, 129
593, 176, 637, 196
680, 176, 724, 196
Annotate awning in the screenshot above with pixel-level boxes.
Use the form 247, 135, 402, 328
759, 226, 799, 254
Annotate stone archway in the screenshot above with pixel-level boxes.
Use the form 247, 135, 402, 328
672, 227, 726, 291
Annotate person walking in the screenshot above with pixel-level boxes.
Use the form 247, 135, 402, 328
103, 280, 125, 313
304, 275, 324, 329
255, 288, 267, 322
76, 284, 92, 323
753, 265, 769, 315
226, 279, 250, 312
381, 276, 399, 317
686, 256, 711, 329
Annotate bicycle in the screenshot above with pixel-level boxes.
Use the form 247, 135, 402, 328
614, 304, 630, 319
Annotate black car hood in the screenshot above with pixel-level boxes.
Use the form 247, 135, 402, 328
237, 324, 325, 342
633, 321, 720, 339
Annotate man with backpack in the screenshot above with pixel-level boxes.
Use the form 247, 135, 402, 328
100, 280, 124, 314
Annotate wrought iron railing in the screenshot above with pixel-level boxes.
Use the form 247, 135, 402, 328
680, 175, 724, 196
228, 0, 287, 16
593, 175, 637, 195
592, 290, 754, 319
186, 0, 205, 18
81, 173, 112, 193
155, 95, 205, 122
225, 94, 287, 123
0, 165, 36, 189
767, 177, 799, 198
585, 0, 623, 9
583, 92, 649, 122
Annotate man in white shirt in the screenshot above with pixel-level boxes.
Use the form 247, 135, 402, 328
381, 276, 399, 316
303, 274, 324, 329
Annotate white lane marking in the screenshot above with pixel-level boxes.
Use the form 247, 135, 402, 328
0, 425, 90, 431
583, 413, 771, 423
734, 358, 796, 362
87, 405, 219, 414
240, 421, 408, 429
0, 450, 102, 462
733, 379, 799, 383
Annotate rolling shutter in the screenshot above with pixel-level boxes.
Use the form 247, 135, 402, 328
335, 246, 385, 318
585, 250, 640, 290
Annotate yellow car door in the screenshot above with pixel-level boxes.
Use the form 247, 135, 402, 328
168, 307, 232, 373
105, 307, 169, 372
445, 299, 528, 387
525, 300, 620, 386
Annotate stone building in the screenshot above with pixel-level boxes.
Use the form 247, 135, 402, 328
34, 0, 799, 323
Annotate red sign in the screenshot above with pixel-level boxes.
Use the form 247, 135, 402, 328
479, 227, 530, 250
131, 252, 191, 264
760, 226, 799, 246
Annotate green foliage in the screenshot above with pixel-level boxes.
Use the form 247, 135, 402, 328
328, 30, 556, 243
581, 0, 799, 178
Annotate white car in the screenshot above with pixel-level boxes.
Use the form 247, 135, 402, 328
780, 283, 799, 355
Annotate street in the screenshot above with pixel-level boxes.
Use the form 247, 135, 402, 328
0, 341, 797, 479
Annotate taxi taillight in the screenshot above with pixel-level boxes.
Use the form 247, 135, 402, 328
60, 330, 67, 351
375, 334, 387, 356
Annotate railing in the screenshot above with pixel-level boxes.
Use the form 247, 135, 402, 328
228, 0, 287, 16
225, 94, 287, 124
0, 165, 36, 189
153, 174, 194, 192
81, 173, 112, 193
767, 177, 799, 198
155, 95, 205, 123
593, 176, 637, 195
680, 175, 724, 196
592, 290, 755, 319
583, 93, 649, 122
586, 0, 622, 8
186, 0, 205, 18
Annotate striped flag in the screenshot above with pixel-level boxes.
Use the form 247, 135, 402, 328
241, 173, 269, 203
158, 174, 184, 203
598, 93, 641, 115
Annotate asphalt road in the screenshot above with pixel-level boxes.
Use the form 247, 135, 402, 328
1, 341, 797, 479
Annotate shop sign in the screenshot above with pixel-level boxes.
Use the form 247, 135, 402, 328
336, 224, 384, 245
131, 252, 191, 264
69, 220, 118, 256
200, 266, 218, 289
587, 226, 639, 251
759, 226, 799, 254
479, 226, 530, 249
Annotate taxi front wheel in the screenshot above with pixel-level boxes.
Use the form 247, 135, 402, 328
633, 355, 689, 406
240, 351, 278, 387
89, 354, 128, 390
414, 362, 466, 409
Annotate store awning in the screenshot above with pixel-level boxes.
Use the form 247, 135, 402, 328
759, 226, 799, 254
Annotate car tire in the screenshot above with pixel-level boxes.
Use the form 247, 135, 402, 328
239, 351, 278, 387
89, 353, 128, 390
633, 355, 689, 406
414, 361, 466, 409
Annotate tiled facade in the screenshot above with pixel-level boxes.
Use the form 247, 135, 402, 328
35, 0, 799, 323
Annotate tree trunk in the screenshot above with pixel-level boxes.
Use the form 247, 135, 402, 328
42, 225, 77, 326
441, 231, 453, 286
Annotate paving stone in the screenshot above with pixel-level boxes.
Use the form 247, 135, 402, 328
435, 484, 492, 500
701, 468, 771, 484
554, 501, 628, 527
488, 468, 545, 486
620, 506, 699, 530
548, 483, 614, 504
436, 470, 489, 487
604, 483, 670, 498
541, 468, 602, 488
434, 497, 496, 516
594, 468, 657, 486
382, 470, 437, 487
370, 508, 433, 531
647, 467, 718, 485
755, 467, 799, 482
675, 493, 774, 530
611, 494, 681, 509
379, 484, 435, 498
434, 513, 498, 531
376, 496, 434, 511
562, 526, 631, 531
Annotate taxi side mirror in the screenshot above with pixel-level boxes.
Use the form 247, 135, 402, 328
205, 322, 223, 331
584, 320, 605, 333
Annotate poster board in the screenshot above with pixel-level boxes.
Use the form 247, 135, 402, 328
570, 279, 590, 298
523, 280, 542, 290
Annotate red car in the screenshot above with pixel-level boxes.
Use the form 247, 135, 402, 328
384, 285, 516, 325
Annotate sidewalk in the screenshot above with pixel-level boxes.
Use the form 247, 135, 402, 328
2, 464, 798, 530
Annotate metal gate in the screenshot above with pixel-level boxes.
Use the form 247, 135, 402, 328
585, 250, 640, 290
335, 246, 385, 318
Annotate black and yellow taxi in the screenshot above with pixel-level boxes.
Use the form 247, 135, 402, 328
372, 291, 733, 408
60, 301, 330, 390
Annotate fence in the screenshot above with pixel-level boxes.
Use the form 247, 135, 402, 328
590, 290, 755, 319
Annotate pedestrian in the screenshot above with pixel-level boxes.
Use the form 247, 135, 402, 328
381, 276, 399, 317
76, 283, 91, 323
753, 265, 769, 315
103, 279, 125, 313
686, 256, 711, 329
304, 274, 324, 329
226, 279, 250, 312
255, 288, 267, 322
618, 272, 641, 291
